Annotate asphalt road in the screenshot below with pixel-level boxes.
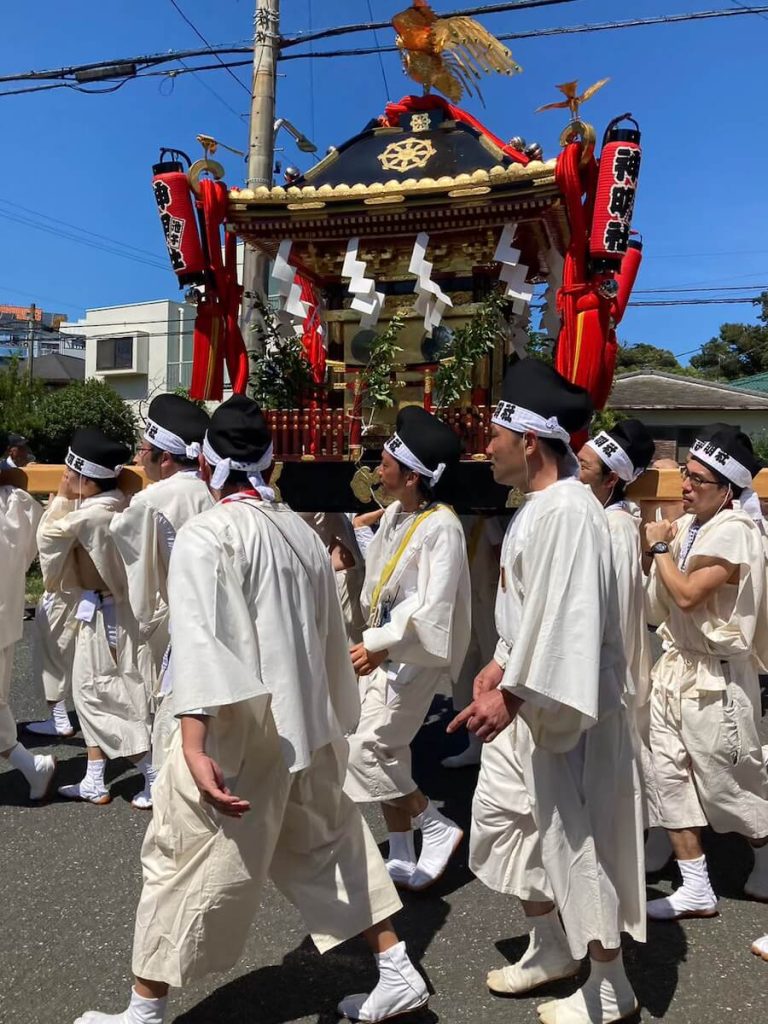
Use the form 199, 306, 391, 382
2, 623, 767, 1024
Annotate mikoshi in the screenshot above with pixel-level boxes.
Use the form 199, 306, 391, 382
148, 8, 643, 512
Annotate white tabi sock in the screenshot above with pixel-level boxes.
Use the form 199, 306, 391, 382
487, 909, 580, 995
537, 952, 638, 1024
337, 941, 429, 1022
59, 758, 110, 804
407, 801, 463, 891
647, 855, 718, 921
26, 700, 74, 737
441, 732, 483, 768
132, 754, 159, 810
745, 842, 768, 901
7, 743, 56, 799
74, 987, 167, 1024
385, 830, 417, 886
751, 934, 768, 961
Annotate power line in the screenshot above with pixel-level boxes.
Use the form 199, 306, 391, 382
279, 6, 768, 60
634, 285, 768, 295
166, 0, 251, 95
280, 0, 582, 49
172, 56, 247, 122
0, 199, 165, 263
3, 6, 767, 94
366, 0, 392, 103
727, 0, 768, 23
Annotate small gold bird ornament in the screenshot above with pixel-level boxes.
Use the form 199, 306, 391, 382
391, 0, 522, 104
536, 78, 610, 119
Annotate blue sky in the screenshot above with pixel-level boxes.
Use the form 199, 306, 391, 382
1, 1, 766, 362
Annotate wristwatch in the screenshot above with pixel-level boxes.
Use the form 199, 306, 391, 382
648, 541, 670, 557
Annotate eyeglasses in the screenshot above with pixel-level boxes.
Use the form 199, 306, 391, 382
680, 466, 721, 488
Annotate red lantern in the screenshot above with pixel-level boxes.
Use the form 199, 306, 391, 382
590, 116, 641, 271
151, 159, 206, 287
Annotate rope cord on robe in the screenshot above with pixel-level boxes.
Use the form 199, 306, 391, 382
368, 504, 446, 627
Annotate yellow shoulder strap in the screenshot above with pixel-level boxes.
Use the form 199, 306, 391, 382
369, 504, 447, 621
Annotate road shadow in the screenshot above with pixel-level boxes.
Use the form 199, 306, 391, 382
174, 935, 438, 1024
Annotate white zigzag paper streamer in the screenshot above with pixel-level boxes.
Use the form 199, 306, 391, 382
540, 245, 564, 341
408, 232, 453, 337
494, 223, 533, 316
341, 239, 384, 330
273, 239, 310, 338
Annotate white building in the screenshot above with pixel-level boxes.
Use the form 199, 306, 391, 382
61, 300, 197, 414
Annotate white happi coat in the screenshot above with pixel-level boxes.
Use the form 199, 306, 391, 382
646, 510, 768, 835
131, 496, 401, 986
110, 471, 213, 694
471, 479, 645, 960
345, 500, 471, 802
606, 504, 658, 824
37, 492, 150, 758
0, 487, 42, 750
300, 511, 366, 646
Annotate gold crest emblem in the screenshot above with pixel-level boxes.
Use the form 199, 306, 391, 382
378, 137, 436, 173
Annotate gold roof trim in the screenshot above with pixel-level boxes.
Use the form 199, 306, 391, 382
229, 158, 556, 206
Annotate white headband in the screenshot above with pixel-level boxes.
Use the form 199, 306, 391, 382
385, 432, 446, 485
585, 431, 642, 483
491, 399, 580, 479
144, 417, 202, 461
202, 433, 274, 494
65, 447, 122, 480
491, 400, 571, 444
690, 436, 762, 524
689, 438, 753, 490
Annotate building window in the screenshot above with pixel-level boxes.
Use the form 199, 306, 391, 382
166, 330, 193, 389
96, 336, 134, 371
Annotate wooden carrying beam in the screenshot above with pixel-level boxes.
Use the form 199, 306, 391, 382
4, 464, 768, 503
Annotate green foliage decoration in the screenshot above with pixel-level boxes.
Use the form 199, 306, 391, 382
360, 312, 406, 410
434, 294, 501, 408
248, 295, 316, 410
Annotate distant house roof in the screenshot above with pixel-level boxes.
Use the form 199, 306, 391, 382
18, 353, 85, 384
609, 369, 768, 411
730, 371, 768, 394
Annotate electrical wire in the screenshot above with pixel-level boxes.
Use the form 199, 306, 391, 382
3, 6, 768, 95
279, 6, 768, 60
167, 0, 251, 93
280, 0, 583, 48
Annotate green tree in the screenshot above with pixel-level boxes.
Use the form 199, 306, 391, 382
29, 379, 138, 462
0, 358, 46, 439
590, 407, 626, 435
690, 292, 768, 381
615, 342, 682, 373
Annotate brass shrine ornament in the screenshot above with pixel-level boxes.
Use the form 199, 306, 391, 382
378, 136, 437, 173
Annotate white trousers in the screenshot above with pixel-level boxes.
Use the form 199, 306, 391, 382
72, 611, 150, 758
132, 704, 402, 988
33, 591, 76, 703
651, 679, 768, 837
345, 662, 447, 803
471, 710, 646, 960
0, 646, 17, 752
470, 718, 553, 901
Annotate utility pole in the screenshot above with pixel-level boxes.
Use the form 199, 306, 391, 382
241, 0, 280, 351
27, 303, 36, 384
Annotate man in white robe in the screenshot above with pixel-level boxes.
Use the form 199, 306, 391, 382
345, 406, 471, 892
0, 442, 55, 799
442, 514, 505, 768
110, 394, 213, 793
454, 359, 644, 1024
578, 419, 671, 870
74, 394, 429, 1024
643, 426, 768, 920
37, 429, 153, 806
